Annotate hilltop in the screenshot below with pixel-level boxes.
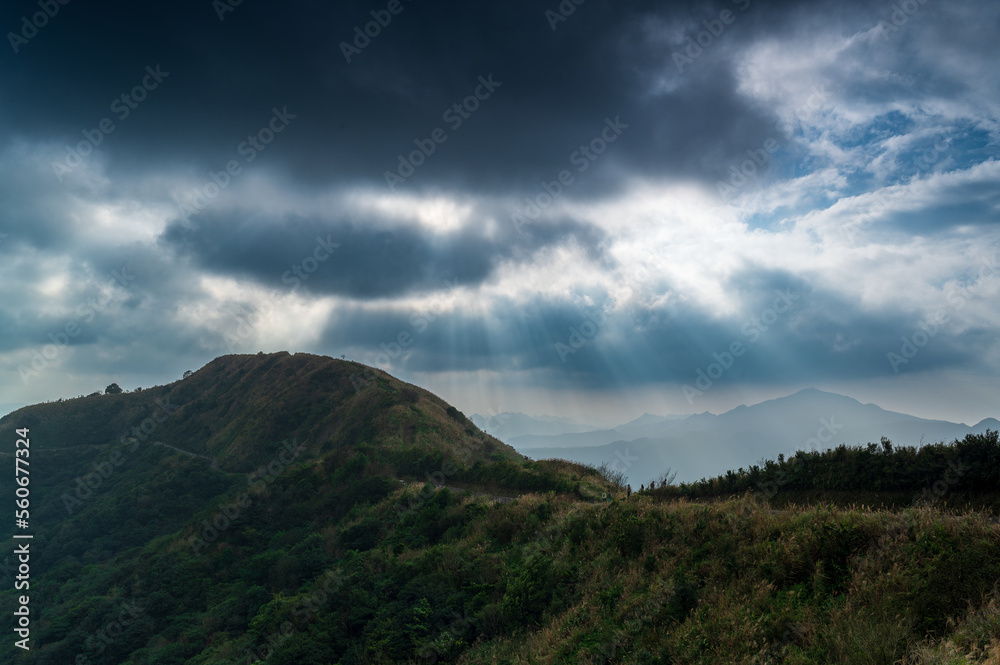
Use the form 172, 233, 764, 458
1, 352, 520, 472
0, 353, 997, 664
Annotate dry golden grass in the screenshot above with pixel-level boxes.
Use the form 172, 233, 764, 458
449, 491, 1000, 665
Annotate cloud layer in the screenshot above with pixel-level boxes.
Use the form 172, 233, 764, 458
1, 0, 998, 422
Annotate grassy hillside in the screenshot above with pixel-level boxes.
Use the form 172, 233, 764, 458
1, 353, 998, 664
0, 351, 518, 471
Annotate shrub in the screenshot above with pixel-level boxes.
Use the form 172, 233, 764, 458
340, 516, 382, 551
500, 555, 555, 628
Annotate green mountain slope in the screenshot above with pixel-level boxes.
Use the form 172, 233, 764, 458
1, 351, 516, 470
1, 353, 998, 665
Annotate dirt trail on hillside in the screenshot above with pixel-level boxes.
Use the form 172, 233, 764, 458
396, 479, 516, 504
152, 441, 219, 470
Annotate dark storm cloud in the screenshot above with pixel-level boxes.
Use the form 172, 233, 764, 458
159, 206, 607, 298
0, 142, 87, 251
0, 0, 853, 196
0, 245, 184, 356
3, 0, 999, 411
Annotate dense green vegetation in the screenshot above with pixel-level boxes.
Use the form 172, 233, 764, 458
663, 431, 1000, 512
1, 353, 998, 664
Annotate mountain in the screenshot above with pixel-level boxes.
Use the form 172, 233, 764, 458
0, 402, 25, 418
0, 352, 536, 583
1, 352, 519, 472
616, 412, 691, 432
468, 412, 595, 439
519, 388, 998, 484
1, 355, 998, 664
0, 352, 614, 663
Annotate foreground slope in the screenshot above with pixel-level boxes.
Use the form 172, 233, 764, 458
0, 353, 998, 664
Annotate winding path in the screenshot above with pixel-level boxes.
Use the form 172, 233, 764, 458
151, 441, 219, 470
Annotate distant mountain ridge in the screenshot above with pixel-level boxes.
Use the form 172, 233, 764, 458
491, 389, 998, 484
469, 411, 596, 440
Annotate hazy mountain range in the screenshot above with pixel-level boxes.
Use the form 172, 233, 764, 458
473, 389, 1000, 485
468, 412, 599, 439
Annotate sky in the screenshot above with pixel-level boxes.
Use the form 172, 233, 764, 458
1, 0, 998, 426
